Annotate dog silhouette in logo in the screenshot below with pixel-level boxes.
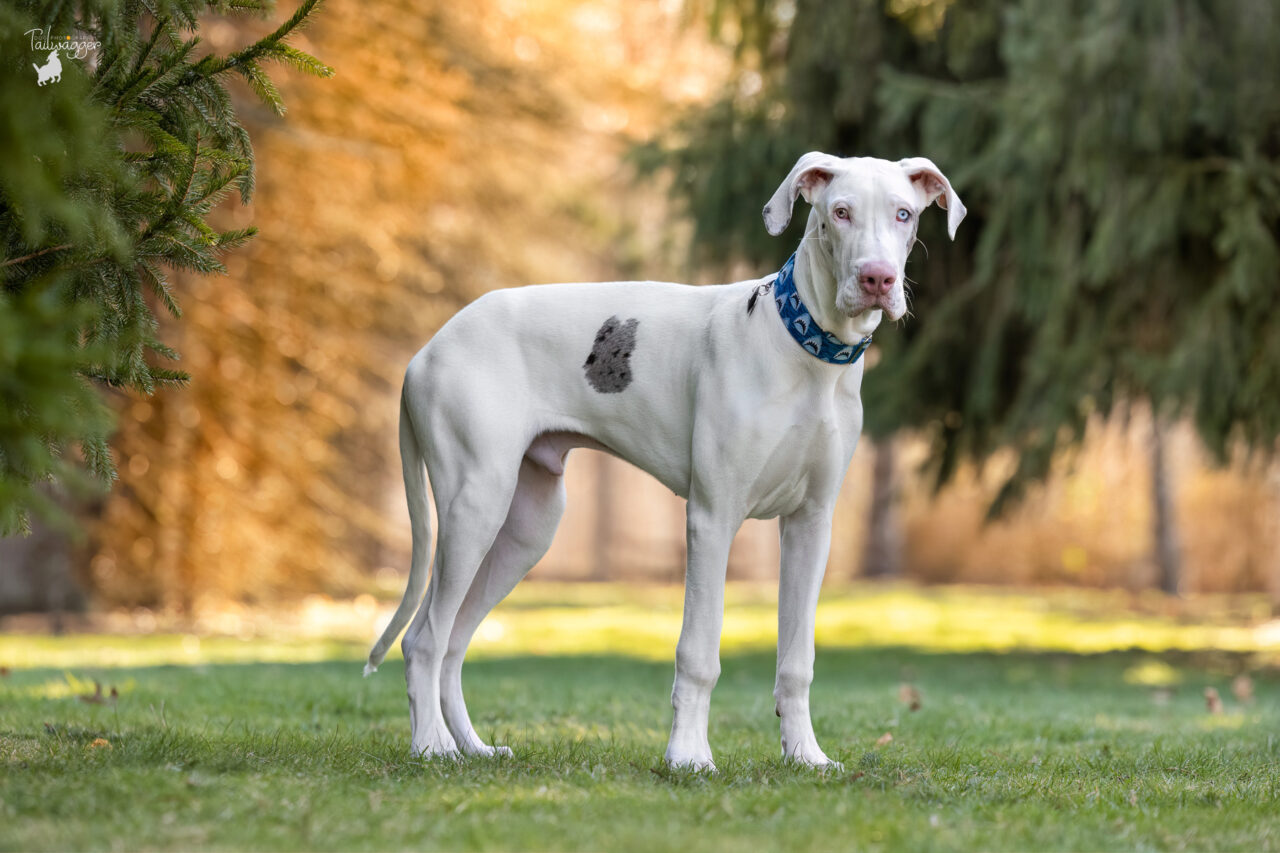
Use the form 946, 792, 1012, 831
33, 50, 62, 86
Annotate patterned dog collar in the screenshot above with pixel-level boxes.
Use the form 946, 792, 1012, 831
758, 253, 872, 365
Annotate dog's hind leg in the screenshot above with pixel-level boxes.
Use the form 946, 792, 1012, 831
402, 452, 522, 758
440, 455, 567, 756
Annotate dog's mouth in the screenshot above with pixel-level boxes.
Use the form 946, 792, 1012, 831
873, 296, 906, 321
837, 287, 903, 322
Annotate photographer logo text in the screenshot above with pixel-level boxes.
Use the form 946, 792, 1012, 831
25, 28, 102, 86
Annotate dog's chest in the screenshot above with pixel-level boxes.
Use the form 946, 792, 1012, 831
748, 406, 853, 516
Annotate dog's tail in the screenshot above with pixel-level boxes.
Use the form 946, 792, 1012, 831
364, 387, 433, 676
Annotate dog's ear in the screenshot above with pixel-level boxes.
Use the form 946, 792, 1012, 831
762, 152, 844, 236
899, 157, 966, 240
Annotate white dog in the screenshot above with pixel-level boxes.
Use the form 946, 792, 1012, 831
33, 50, 62, 86
366, 152, 965, 770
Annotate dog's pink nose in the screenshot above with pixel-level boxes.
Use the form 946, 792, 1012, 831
859, 262, 896, 296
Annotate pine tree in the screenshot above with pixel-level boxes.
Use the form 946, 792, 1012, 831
0, 0, 331, 534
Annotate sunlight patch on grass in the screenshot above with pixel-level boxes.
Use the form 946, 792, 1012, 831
14, 672, 140, 701
1123, 659, 1184, 686
0, 634, 366, 670
444, 585, 1280, 663
1197, 714, 1247, 731
2, 583, 1278, 670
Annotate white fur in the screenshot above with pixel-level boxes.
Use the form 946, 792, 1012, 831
366, 153, 964, 769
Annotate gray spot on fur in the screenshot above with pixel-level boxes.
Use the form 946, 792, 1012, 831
584, 315, 639, 393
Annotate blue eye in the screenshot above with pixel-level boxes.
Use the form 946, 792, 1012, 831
896, 208, 911, 222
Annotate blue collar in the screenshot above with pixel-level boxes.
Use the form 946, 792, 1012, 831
766, 253, 872, 365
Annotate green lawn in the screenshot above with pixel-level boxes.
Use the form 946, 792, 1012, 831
2, 586, 1279, 851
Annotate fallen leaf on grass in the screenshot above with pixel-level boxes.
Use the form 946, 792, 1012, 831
1128, 789, 1138, 807
875, 732, 894, 747
1204, 686, 1223, 714
88, 738, 112, 750
898, 683, 922, 712
0, 666, 10, 677
1232, 674, 1254, 704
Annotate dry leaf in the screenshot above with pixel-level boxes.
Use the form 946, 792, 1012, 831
898, 683, 922, 712
88, 738, 112, 750
875, 732, 894, 747
1127, 789, 1138, 807
1204, 686, 1223, 714
0, 666, 10, 677
1231, 674, 1254, 704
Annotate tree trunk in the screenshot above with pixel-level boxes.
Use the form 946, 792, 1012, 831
861, 439, 902, 579
0, 491, 85, 626
1267, 463, 1280, 610
1150, 416, 1182, 596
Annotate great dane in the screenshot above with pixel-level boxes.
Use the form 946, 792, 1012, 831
365, 152, 965, 770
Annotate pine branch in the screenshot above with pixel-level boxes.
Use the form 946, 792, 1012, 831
235, 59, 285, 115
256, 42, 334, 78
197, 0, 330, 78
1, 244, 74, 268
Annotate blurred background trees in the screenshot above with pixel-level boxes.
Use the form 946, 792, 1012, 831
2, 0, 1278, 614
644, 0, 1280, 592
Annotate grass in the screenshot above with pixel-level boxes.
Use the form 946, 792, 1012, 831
2, 585, 1279, 851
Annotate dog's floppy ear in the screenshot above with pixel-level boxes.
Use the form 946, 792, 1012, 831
899, 157, 966, 240
762, 152, 844, 236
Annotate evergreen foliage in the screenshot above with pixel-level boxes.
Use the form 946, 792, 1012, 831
643, 0, 1280, 512
0, 0, 331, 534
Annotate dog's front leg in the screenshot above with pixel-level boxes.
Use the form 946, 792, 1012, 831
665, 501, 738, 771
775, 507, 838, 768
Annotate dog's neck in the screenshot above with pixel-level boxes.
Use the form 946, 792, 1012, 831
793, 212, 883, 343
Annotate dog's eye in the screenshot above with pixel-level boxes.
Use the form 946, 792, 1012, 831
833, 207, 850, 221
896, 208, 911, 222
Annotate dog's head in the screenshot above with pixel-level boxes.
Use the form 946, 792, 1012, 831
763, 153, 965, 323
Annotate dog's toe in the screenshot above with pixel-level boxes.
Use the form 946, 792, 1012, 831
665, 754, 716, 773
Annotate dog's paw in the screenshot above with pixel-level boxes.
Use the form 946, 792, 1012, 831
664, 746, 716, 773
781, 741, 838, 770
411, 723, 460, 760
411, 743, 461, 761
466, 743, 514, 759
